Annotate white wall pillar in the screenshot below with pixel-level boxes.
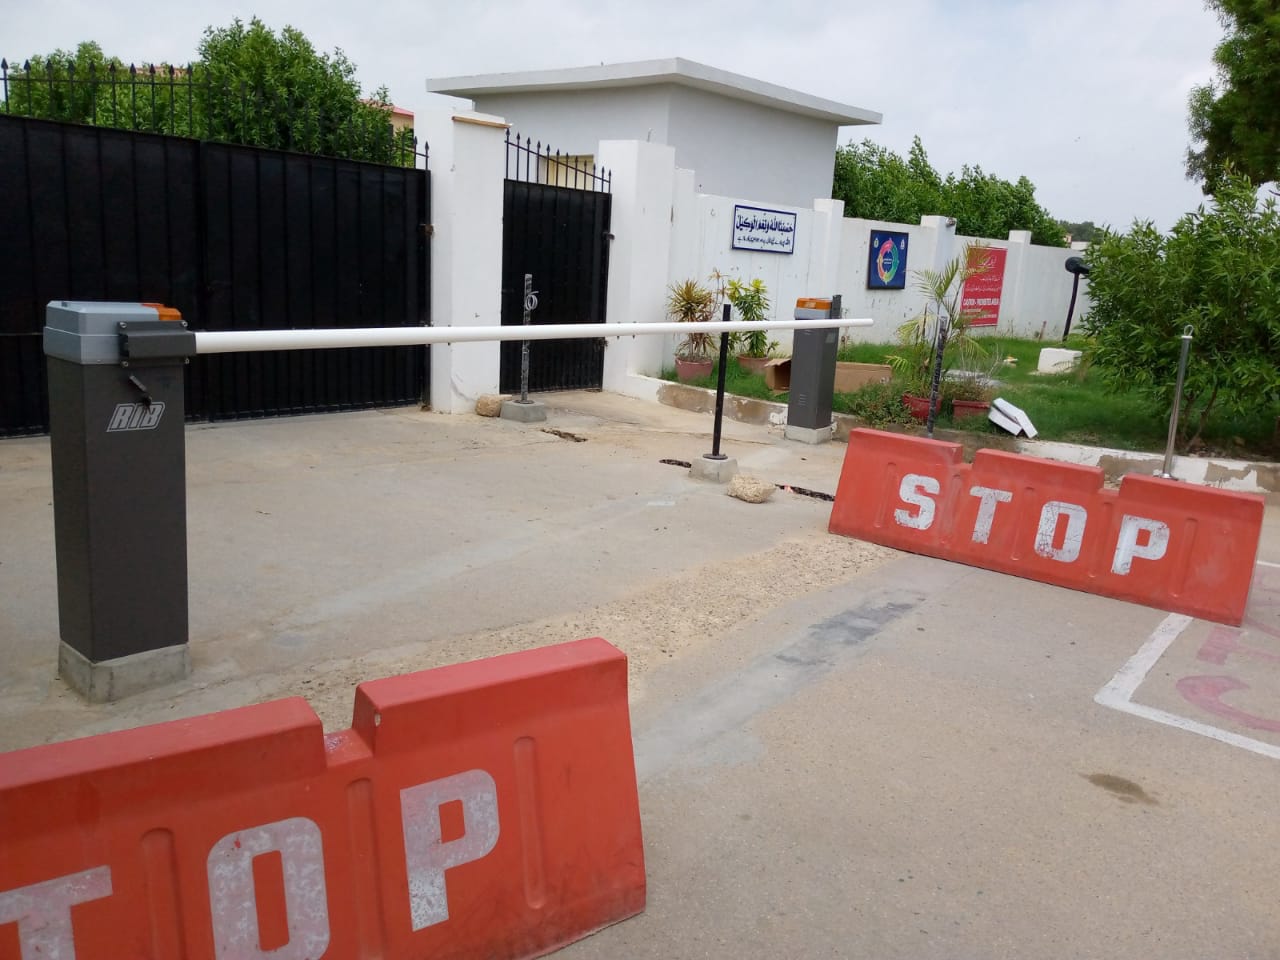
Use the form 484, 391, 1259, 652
808, 198, 845, 300
918, 215, 957, 273
597, 140, 678, 393
419, 99, 508, 413
1002, 230, 1032, 335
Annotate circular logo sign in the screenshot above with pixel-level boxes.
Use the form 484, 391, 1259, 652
876, 238, 900, 284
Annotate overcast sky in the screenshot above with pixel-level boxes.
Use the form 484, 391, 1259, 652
6, 0, 1222, 231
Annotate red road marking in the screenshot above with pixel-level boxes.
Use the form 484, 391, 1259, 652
1176, 675, 1280, 733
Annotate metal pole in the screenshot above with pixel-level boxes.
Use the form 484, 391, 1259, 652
519, 273, 536, 404
708, 304, 731, 460
924, 308, 950, 439
1159, 325, 1194, 479
1062, 273, 1082, 341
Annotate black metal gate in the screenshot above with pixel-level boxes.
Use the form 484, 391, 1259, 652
500, 133, 611, 394
0, 115, 429, 437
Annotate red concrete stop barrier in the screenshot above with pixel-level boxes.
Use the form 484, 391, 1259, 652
829, 428, 1264, 625
0, 637, 645, 959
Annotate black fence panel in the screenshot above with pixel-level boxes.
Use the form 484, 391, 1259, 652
0, 118, 203, 435
0, 114, 429, 436
500, 180, 612, 394
188, 142, 428, 420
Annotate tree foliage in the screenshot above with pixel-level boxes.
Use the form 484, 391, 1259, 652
2, 19, 413, 165
832, 135, 1065, 246
1058, 220, 1098, 243
196, 18, 406, 160
1082, 176, 1280, 448
0, 43, 136, 126
1186, 0, 1280, 190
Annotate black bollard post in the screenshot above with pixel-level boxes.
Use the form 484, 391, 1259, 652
1062, 272, 1082, 341
924, 310, 949, 439
708, 305, 731, 459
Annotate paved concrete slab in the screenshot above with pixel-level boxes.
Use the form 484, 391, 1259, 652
563, 554, 1280, 960
1, 390, 1278, 959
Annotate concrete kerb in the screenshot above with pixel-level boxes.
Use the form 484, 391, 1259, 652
650, 377, 1280, 501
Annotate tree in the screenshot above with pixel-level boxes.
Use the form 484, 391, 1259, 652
196, 18, 407, 162
0, 43, 170, 130
832, 137, 940, 225
1058, 220, 1098, 243
1185, 0, 1280, 190
2, 20, 412, 165
832, 136, 1065, 246
1082, 176, 1280, 448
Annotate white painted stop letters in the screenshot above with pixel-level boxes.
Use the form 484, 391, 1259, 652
207, 817, 331, 960
400, 768, 500, 930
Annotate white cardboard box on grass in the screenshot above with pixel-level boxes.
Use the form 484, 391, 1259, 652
1037, 348, 1082, 374
989, 398, 1038, 438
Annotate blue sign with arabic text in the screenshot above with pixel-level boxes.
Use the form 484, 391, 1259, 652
731, 205, 797, 255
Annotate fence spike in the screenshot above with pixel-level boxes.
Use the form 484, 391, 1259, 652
22, 60, 30, 72
1, 59, 7, 71
129, 63, 137, 76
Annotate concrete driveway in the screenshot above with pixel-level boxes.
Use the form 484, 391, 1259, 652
1, 392, 1277, 959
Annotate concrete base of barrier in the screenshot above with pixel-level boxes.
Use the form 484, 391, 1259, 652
58, 640, 191, 702
785, 423, 834, 445
690, 455, 738, 483
500, 399, 548, 422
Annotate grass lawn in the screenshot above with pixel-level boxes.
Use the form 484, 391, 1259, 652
661, 339, 1279, 460
660, 359, 784, 403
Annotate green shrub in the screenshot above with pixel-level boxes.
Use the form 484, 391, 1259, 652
833, 381, 915, 427
1083, 176, 1280, 449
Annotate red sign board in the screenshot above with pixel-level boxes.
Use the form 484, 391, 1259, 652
960, 246, 1007, 327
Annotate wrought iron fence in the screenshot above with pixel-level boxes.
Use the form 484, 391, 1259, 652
0, 58, 425, 168
505, 129, 610, 192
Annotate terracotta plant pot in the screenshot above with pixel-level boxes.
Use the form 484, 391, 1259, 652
675, 357, 714, 382
736, 356, 770, 375
951, 399, 990, 421
902, 393, 941, 422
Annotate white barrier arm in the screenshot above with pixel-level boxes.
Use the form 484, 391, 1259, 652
193, 318, 873, 355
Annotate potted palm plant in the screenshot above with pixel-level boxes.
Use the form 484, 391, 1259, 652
668, 278, 717, 381
725, 277, 775, 373
889, 244, 993, 422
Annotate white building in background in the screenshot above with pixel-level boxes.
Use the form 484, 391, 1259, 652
425, 58, 881, 208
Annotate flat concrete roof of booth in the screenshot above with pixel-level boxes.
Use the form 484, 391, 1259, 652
426, 57, 882, 126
